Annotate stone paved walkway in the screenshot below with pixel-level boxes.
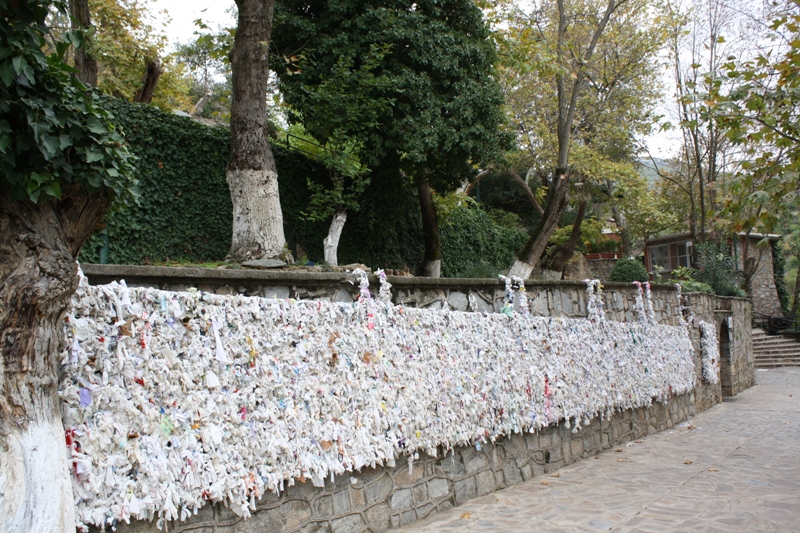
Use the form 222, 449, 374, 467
396, 368, 800, 533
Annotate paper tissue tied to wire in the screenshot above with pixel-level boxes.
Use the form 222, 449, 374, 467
60, 269, 697, 530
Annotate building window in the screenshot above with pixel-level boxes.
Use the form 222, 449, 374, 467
650, 244, 670, 270
676, 242, 692, 268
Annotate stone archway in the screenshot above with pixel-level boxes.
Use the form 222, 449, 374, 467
719, 320, 733, 396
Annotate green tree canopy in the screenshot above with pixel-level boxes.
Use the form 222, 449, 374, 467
273, 0, 510, 191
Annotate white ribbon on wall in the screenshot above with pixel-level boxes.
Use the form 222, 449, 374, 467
60, 275, 696, 530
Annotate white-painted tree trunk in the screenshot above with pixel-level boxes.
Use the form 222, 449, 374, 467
227, 168, 286, 262
323, 210, 347, 266
422, 259, 441, 278
0, 418, 75, 533
508, 259, 534, 279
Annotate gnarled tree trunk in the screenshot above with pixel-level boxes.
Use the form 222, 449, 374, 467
417, 175, 441, 278
323, 209, 347, 266
0, 188, 109, 533
226, 0, 286, 262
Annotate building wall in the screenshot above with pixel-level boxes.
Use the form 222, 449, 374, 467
747, 242, 783, 317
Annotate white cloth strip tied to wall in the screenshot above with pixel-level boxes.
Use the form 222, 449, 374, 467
60, 274, 696, 531
698, 321, 721, 384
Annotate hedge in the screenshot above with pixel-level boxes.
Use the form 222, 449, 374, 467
80, 100, 522, 276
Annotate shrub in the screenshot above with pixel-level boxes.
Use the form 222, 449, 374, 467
693, 242, 747, 298
608, 257, 649, 283
440, 206, 527, 278
676, 279, 715, 294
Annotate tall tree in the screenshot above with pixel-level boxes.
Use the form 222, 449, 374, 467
499, 0, 634, 279
226, 0, 286, 261
273, 0, 509, 277
703, 2, 800, 290
0, 1, 135, 529
69, 0, 97, 84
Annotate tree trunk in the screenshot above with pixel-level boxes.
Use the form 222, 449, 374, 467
0, 187, 109, 533
226, 0, 285, 262
323, 209, 347, 266
790, 266, 800, 317
417, 176, 441, 278
132, 58, 162, 104
508, 170, 570, 278
69, 0, 97, 85
542, 199, 587, 276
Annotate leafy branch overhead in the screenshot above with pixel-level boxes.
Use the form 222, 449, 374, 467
0, 0, 136, 203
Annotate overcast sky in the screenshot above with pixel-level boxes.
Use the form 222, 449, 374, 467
153, 0, 236, 48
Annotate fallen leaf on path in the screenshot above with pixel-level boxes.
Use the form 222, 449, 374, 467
540, 481, 549, 485
708, 468, 719, 472
635, 440, 644, 443
614, 448, 623, 452
551, 473, 561, 478
683, 460, 693, 464
618, 458, 633, 463
461, 512, 471, 520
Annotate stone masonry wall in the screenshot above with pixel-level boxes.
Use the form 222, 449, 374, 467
683, 293, 754, 398
79, 265, 750, 533
586, 258, 618, 281
109, 394, 698, 533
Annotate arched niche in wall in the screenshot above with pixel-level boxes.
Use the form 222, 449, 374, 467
719, 318, 733, 396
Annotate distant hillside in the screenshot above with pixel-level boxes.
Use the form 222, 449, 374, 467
637, 157, 675, 187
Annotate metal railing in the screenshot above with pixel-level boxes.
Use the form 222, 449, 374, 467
753, 311, 800, 335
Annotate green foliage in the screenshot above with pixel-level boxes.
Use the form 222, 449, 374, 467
709, 10, 800, 236
608, 257, 649, 283
670, 266, 694, 281
0, 0, 135, 203
79, 100, 233, 263
440, 206, 527, 278
487, 208, 522, 230
74, 102, 524, 275
174, 21, 235, 120
273, 0, 511, 191
286, 126, 370, 222
693, 242, 747, 298
676, 279, 715, 295
772, 239, 790, 315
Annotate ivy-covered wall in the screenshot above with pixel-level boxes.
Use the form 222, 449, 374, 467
79, 100, 235, 265
81, 101, 524, 276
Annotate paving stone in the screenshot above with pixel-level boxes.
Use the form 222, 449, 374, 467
242, 258, 286, 269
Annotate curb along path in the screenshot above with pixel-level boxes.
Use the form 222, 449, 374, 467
395, 368, 800, 532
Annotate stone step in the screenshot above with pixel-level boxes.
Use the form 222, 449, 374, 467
753, 348, 800, 357
755, 361, 800, 368
753, 336, 797, 344
755, 355, 800, 362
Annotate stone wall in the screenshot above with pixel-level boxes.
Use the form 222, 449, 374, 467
586, 257, 619, 281
79, 264, 683, 326
683, 293, 754, 398
110, 394, 698, 533
79, 265, 751, 533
